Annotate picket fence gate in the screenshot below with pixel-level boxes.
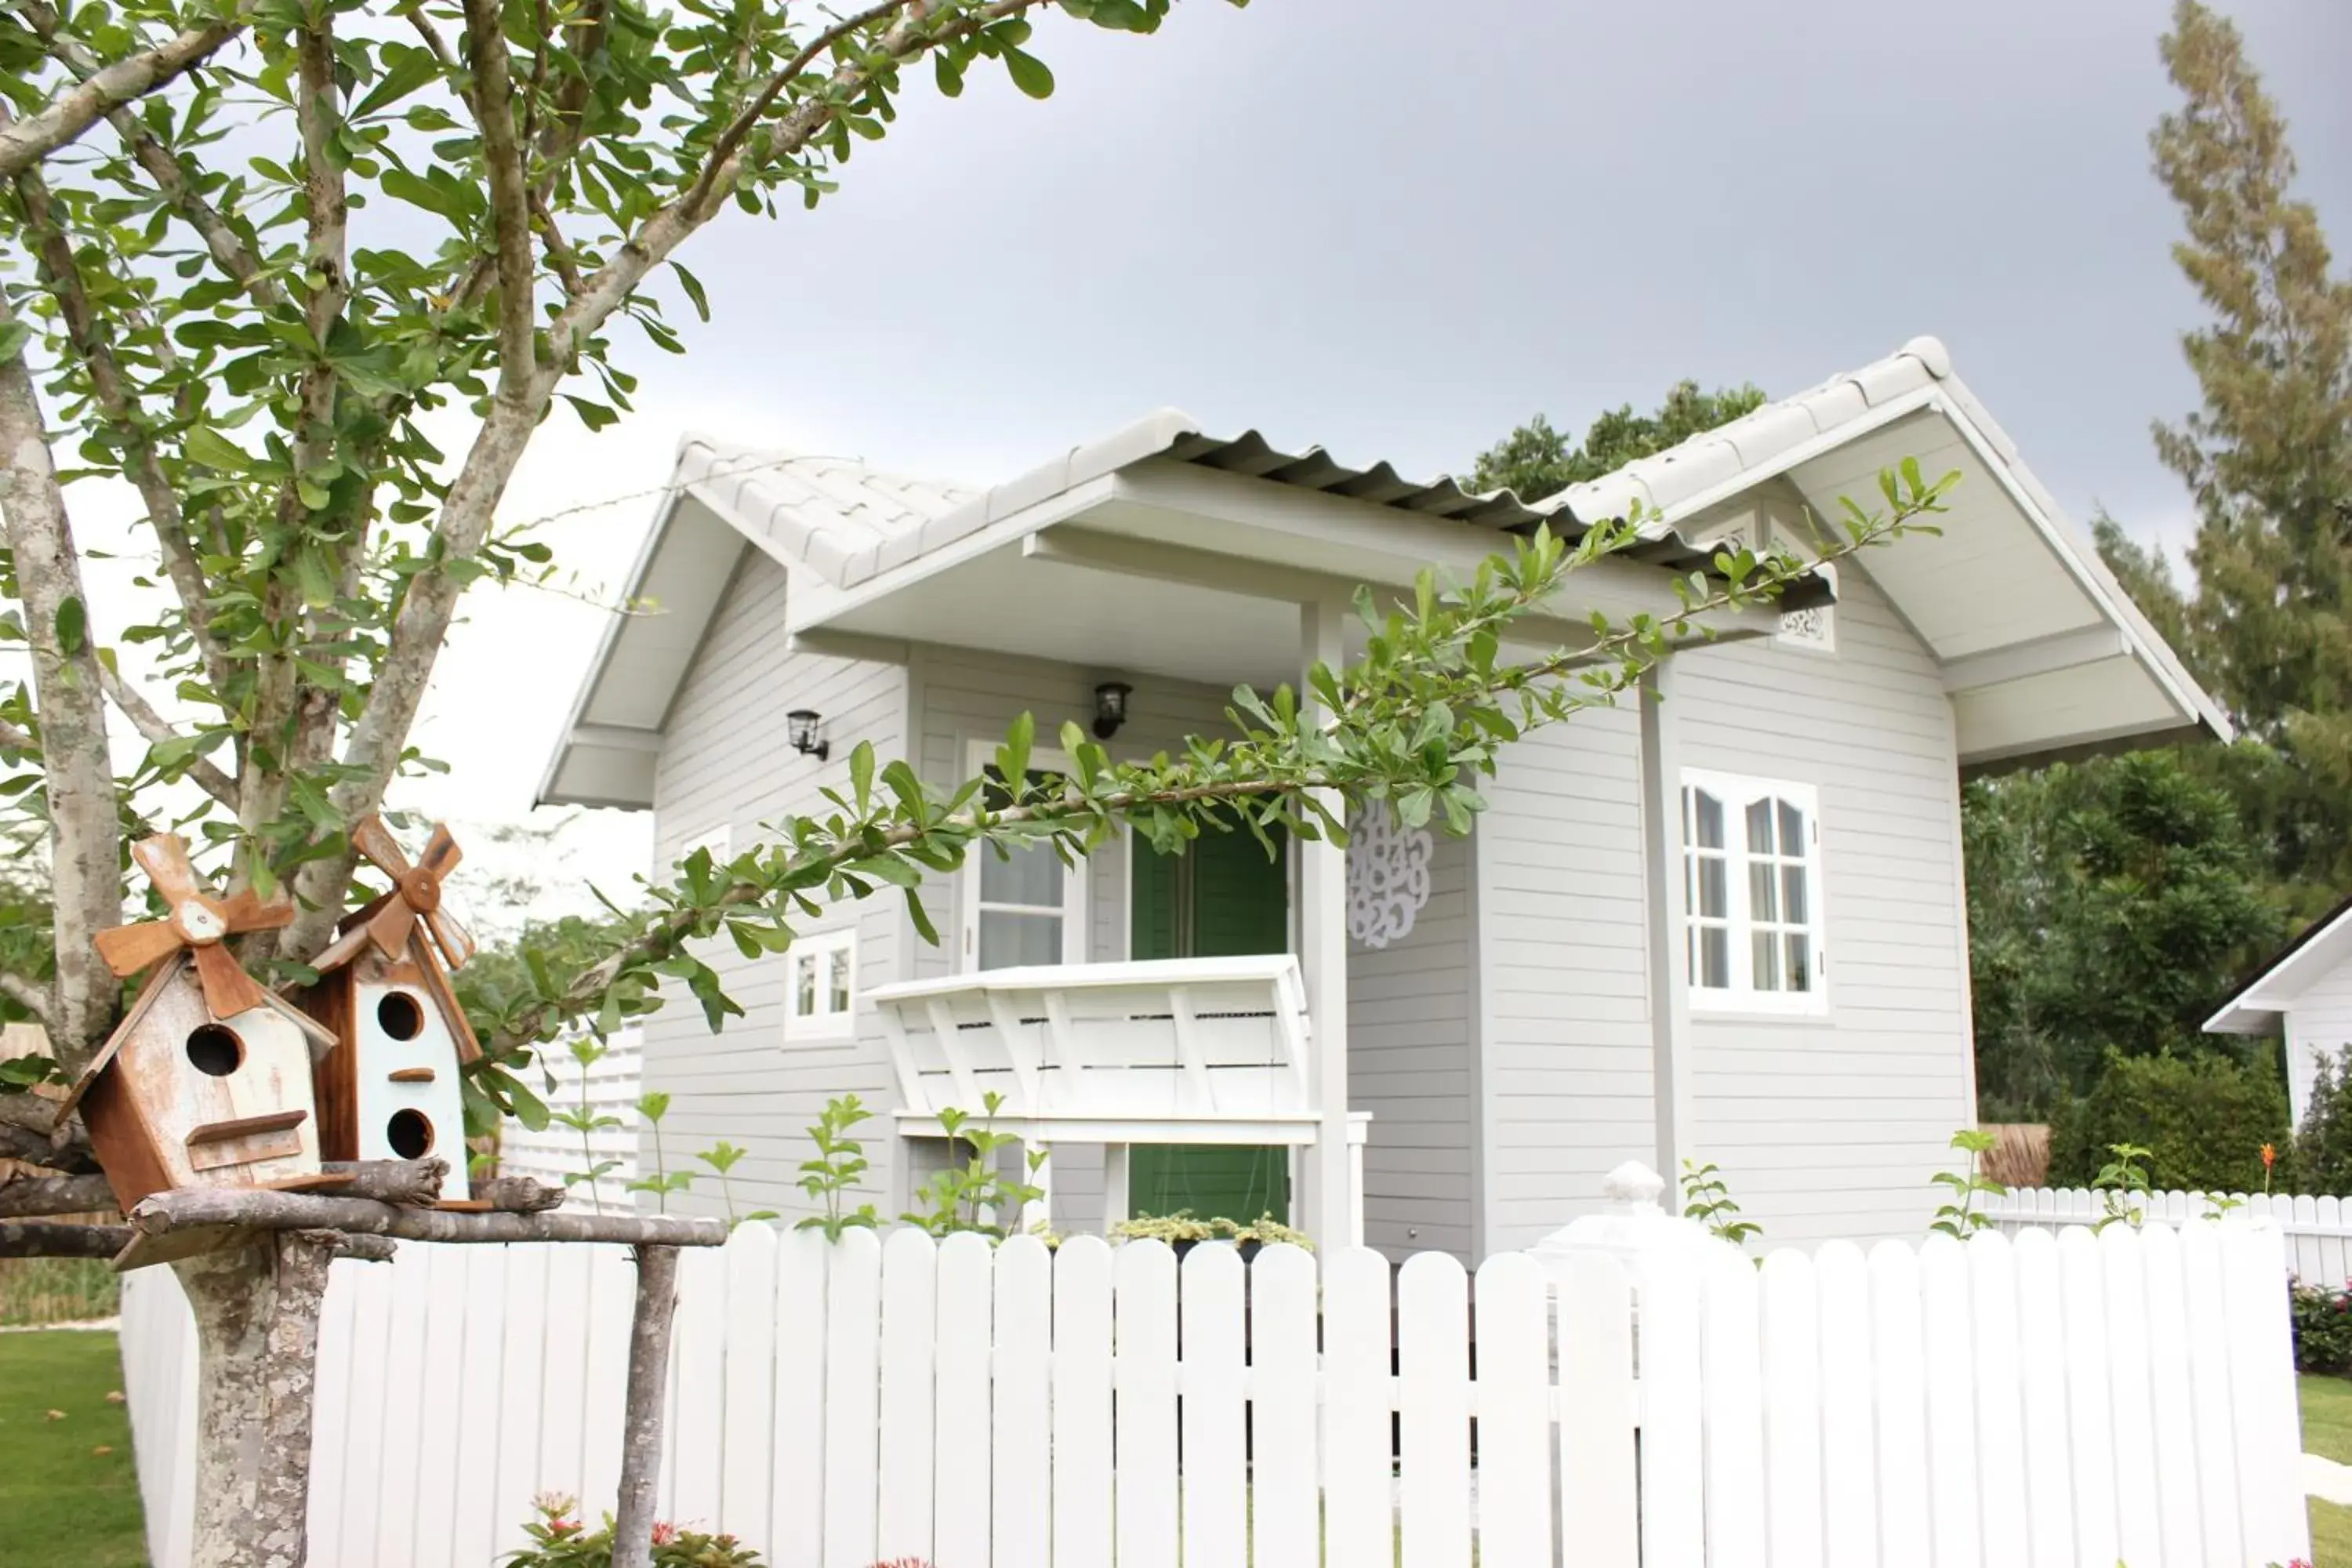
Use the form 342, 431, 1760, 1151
1988, 1185, 2352, 1288
118, 1220, 2309, 1568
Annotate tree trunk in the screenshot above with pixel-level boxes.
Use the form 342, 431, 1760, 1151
612, 1243, 681, 1568
172, 1232, 336, 1568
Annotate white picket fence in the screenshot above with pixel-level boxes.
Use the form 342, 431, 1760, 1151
118, 1220, 2309, 1568
1989, 1185, 2352, 1287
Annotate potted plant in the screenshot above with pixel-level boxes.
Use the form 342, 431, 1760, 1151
1110, 1210, 1218, 1258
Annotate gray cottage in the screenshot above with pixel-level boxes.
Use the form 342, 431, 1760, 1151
539, 337, 2226, 1256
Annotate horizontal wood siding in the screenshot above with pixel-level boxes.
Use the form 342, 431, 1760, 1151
648, 549, 909, 1225
2287, 957, 2352, 1123
1475, 702, 1660, 1255
1671, 567, 1973, 1246
1346, 827, 1473, 1260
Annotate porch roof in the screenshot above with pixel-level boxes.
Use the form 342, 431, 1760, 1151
539, 335, 2230, 809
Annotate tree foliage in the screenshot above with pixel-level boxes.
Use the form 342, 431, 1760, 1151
1468, 379, 1767, 503
2047, 1047, 2288, 1193
1965, 750, 2282, 1118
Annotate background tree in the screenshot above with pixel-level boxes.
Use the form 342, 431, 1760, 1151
1469, 378, 1767, 502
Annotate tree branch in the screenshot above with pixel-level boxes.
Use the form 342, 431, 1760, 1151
461, 0, 538, 380
20, 2, 282, 308
0, 716, 32, 754
0, 1220, 127, 1258
8, 133, 234, 693
0, 1171, 116, 1218
284, 0, 1044, 960
128, 1185, 729, 1247
0, 296, 120, 1069
0, 972, 52, 1023
0, 8, 251, 179
98, 664, 237, 807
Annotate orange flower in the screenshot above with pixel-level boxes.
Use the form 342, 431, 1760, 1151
2263, 1143, 2278, 1168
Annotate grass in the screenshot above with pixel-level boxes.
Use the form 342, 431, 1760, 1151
2309, 1375, 2352, 1565
0, 1329, 147, 1567
0, 1255, 121, 1327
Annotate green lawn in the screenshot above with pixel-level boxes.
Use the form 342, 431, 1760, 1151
2308, 1376, 2352, 1567
0, 1330, 147, 1568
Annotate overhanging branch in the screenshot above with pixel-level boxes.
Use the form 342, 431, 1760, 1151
0, 9, 252, 178
100, 663, 237, 807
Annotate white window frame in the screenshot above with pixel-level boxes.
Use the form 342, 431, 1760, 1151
1680, 768, 1828, 1015
783, 927, 858, 1044
958, 739, 1088, 972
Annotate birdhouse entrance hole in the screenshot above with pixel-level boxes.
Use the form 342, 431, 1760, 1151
377, 991, 424, 1041
387, 1109, 434, 1160
185, 1024, 243, 1077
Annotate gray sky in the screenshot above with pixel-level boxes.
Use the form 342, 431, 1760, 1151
47, 2, 2352, 919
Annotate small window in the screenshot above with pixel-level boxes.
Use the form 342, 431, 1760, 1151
1681, 770, 1826, 1013
785, 928, 857, 1044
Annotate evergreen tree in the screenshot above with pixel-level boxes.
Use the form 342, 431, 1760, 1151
2154, 0, 2352, 846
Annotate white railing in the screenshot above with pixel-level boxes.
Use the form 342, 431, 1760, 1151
118, 1219, 2307, 1568
1989, 1185, 2352, 1286
871, 956, 1316, 1137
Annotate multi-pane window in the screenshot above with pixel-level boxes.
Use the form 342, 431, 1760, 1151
962, 747, 1086, 971
785, 928, 856, 1043
1681, 771, 1826, 1012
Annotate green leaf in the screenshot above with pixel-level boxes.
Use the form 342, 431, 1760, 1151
671, 262, 711, 323
53, 597, 86, 655
0, 320, 31, 363
849, 739, 875, 814
183, 425, 252, 474
1003, 46, 1055, 99
935, 50, 965, 96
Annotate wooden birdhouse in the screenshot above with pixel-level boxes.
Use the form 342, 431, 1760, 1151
294, 816, 480, 1204
60, 836, 339, 1210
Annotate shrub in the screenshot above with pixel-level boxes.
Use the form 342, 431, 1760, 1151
2292, 1279, 2352, 1376
2048, 1049, 2289, 1192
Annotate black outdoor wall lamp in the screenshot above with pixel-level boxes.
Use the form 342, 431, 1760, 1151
786, 709, 829, 762
1092, 681, 1133, 741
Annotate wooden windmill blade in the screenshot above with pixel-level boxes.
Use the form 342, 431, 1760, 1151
417, 822, 462, 878
131, 834, 204, 906
349, 815, 414, 881
216, 886, 296, 934
93, 918, 187, 979
363, 888, 419, 961
190, 940, 268, 1019
425, 906, 476, 971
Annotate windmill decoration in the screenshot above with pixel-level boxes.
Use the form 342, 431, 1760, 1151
60, 835, 338, 1210
293, 815, 481, 1204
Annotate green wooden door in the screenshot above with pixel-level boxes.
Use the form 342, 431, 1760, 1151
1127, 828, 1290, 1225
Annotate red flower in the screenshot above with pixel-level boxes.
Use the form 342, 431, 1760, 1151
651, 1522, 680, 1545
549, 1519, 581, 1538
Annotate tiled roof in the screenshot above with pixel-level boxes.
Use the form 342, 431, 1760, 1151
1552, 336, 1952, 528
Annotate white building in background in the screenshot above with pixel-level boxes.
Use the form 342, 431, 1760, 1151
2207, 895, 2352, 1124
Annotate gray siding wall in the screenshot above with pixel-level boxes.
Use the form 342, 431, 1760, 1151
1475, 703, 1660, 1255
644, 549, 909, 1225
2288, 957, 2352, 1123
1347, 828, 1474, 1260
1671, 568, 1973, 1247
1472, 564, 1974, 1253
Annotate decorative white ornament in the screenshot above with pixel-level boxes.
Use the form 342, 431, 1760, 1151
1347, 800, 1434, 949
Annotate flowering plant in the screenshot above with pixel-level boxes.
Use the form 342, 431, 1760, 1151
503, 1494, 764, 1566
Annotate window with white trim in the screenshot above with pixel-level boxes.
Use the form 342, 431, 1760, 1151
959, 741, 1087, 971
784, 927, 857, 1044
1682, 770, 1825, 1012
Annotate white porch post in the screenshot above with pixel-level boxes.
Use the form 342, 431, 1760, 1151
1639, 662, 1696, 1181
1102, 1143, 1131, 1235
1299, 597, 1360, 1249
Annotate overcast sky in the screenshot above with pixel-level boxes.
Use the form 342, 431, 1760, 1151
33, 1, 2352, 924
